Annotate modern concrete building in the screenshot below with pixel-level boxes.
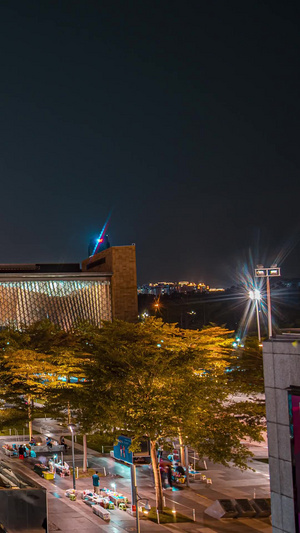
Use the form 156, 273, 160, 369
264, 333, 300, 533
0, 245, 138, 330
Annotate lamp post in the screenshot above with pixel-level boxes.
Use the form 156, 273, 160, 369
130, 464, 151, 533
68, 424, 76, 490
255, 265, 281, 338
249, 289, 262, 343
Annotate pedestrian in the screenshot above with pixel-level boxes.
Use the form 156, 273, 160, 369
92, 471, 100, 494
60, 436, 67, 451
175, 462, 185, 476
46, 437, 52, 449
167, 465, 173, 488
18, 445, 25, 460
159, 465, 167, 489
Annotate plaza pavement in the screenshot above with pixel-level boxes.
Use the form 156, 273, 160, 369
0, 421, 272, 533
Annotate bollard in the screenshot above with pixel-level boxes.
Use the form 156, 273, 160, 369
76, 467, 79, 479
193, 509, 196, 522
156, 510, 160, 524
102, 446, 104, 454
103, 467, 106, 477
163, 496, 166, 507
204, 460, 207, 470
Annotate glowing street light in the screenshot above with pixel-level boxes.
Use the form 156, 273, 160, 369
249, 289, 262, 343
255, 265, 281, 338
68, 424, 76, 490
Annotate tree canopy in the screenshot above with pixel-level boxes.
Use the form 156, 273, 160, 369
0, 318, 265, 509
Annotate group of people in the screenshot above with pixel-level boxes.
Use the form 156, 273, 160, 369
45, 435, 67, 451
159, 461, 186, 488
16, 435, 67, 459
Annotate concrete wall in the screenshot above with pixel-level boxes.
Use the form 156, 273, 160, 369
82, 245, 138, 323
263, 338, 300, 533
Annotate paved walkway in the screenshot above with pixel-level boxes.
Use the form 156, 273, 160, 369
0, 421, 272, 533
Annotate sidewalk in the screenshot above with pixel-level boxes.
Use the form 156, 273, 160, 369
0, 423, 272, 533
4, 454, 271, 533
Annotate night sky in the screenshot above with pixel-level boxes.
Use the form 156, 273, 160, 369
0, 1, 299, 286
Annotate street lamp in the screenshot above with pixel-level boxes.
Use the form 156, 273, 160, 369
255, 265, 281, 338
130, 464, 151, 533
138, 499, 151, 514
68, 424, 76, 490
249, 289, 262, 343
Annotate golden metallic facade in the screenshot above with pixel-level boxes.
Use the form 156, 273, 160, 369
0, 277, 112, 330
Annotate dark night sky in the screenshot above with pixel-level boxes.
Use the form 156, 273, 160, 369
0, 1, 299, 285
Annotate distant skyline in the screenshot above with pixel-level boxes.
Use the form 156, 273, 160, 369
0, 2, 299, 286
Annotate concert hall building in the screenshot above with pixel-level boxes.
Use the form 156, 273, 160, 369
0, 245, 138, 330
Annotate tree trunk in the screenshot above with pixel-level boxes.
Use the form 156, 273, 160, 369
28, 395, 32, 441
83, 434, 88, 473
150, 440, 164, 512
67, 401, 71, 425
178, 430, 185, 466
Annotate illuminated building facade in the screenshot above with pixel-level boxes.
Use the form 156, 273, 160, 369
0, 265, 112, 330
0, 246, 138, 329
0, 245, 138, 330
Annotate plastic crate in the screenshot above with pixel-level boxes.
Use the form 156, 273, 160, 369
43, 472, 54, 480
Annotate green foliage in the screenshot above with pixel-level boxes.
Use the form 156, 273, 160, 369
0, 319, 265, 471
78, 318, 264, 469
142, 507, 193, 523
227, 336, 265, 394
0, 320, 88, 425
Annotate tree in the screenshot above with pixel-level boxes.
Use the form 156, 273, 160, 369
227, 336, 265, 394
81, 318, 264, 511
0, 321, 87, 442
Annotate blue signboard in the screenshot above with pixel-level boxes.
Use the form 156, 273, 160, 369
113, 435, 133, 464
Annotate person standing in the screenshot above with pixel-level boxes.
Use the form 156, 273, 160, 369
92, 471, 100, 494
60, 436, 67, 452
18, 445, 24, 460
167, 465, 173, 488
159, 464, 167, 489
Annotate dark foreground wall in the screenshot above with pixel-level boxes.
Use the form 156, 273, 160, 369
263, 336, 300, 533
0, 462, 47, 532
